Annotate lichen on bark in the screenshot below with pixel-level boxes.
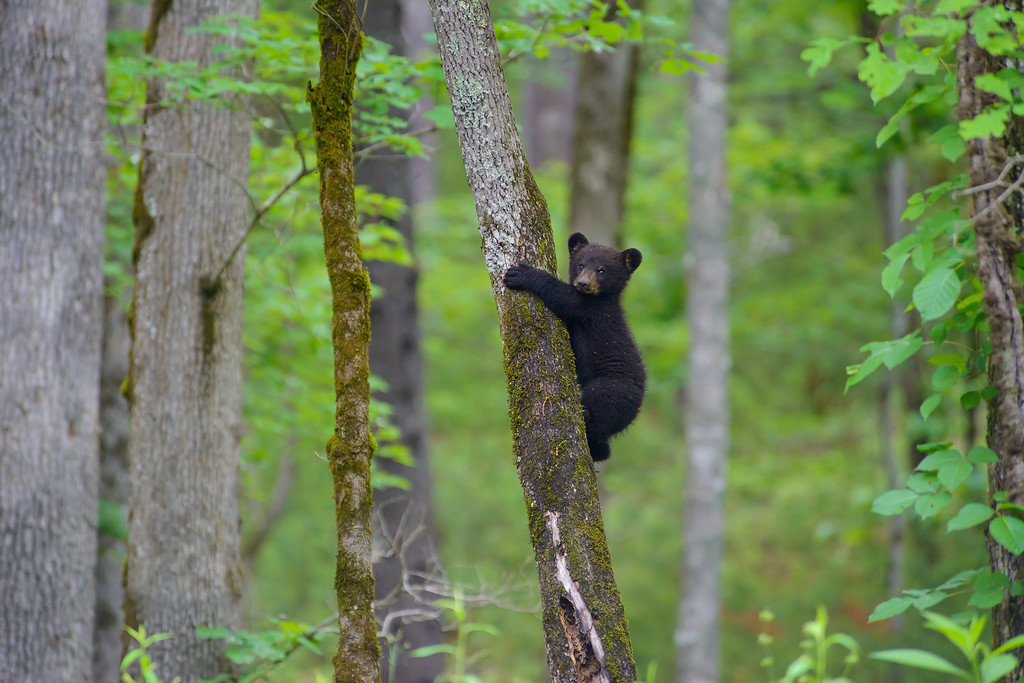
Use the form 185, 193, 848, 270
307, 3, 380, 682
429, 0, 637, 680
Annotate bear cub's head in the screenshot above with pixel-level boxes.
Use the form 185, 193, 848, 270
568, 232, 642, 297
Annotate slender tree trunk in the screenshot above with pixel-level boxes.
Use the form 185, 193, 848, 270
0, 0, 107, 679
307, 4, 380, 682
878, 158, 910, 656
676, 0, 730, 681
569, 1, 643, 247
957, 23, 1024, 679
429, 2, 636, 681
360, 2, 444, 681
125, 1, 255, 679
95, 296, 132, 683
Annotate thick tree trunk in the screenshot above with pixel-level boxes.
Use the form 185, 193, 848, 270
360, 2, 444, 681
568, 2, 642, 248
429, 1, 637, 681
125, 1, 255, 679
307, 4, 380, 682
0, 0, 107, 679
94, 296, 132, 683
957, 26, 1024, 680
675, 0, 730, 681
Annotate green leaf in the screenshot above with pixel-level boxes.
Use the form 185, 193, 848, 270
921, 393, 943, 419
882, 253, 910, 295
990, 516, 1024, 554
932, 364, 961, 391
929, 124, 966, 161
960, 103, 1011, 139
970, 586, 1006, 609
936, 0, 977, 13
992, 633, 1024, 654
947, 503, 994, 531
869, 0, 905, 15
869, 597, 913, 622
968, 446, 998, 463
917, 449, 963, 471
938, 461, 973, 491
872, 489, 918, 515
870, 649, 969, 677
915, 491, 952, 518
913, 266, 961, 320
960, 390, 981, 409
928, 353, 966, 371
859, 42, 912, 102
976, 72, 1015, 101
981, 653, 1017, 683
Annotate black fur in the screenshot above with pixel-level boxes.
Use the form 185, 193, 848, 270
503, 233, 645, 461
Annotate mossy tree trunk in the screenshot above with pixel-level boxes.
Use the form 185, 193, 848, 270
125, 0, 256, 679
957, 20, 1024, 680
306, 4, 380, 683
676, 0, 730, 680
428, 1, 637, 680
0, 1, 106, 679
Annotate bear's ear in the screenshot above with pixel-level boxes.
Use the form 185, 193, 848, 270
622, 248, 642, 272
568, 233, 589, 255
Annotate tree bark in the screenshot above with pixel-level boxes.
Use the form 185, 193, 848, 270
675, 0, 730, 681
307, 4, 380, 682
360, 2, 444, 681
957, 23, 1024, 679
429, 1, 637, 681
0, 0, 107, 679
568, 1, 643, 248
125, 1, 255, 679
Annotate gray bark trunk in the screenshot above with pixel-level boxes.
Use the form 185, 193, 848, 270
0, 0, 107, 679
94, 296, 132, 683
879, 157, 909, 649
675, 0, 730, 681
125, 1, 255, 679
569, 3, 642, 248
429, 1, 637, 681
361, 2, 444, 681
956, 23, 1024, 680
524, 56, 576, 168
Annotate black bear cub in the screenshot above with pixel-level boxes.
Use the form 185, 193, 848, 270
503, 232, 645, 462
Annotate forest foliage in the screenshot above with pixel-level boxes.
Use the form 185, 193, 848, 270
89, 0, 1024, 680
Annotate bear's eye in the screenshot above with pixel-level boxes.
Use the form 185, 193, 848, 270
598, 267, 606, 275
578, 264, 584, 271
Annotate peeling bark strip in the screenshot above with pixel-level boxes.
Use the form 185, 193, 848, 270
957, 17, 1024, 678
547, 512, 610, 683
307, 3, 381, 683
428, 1, 637, 680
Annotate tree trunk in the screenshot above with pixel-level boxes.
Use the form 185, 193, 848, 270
524, 55, 576, 169
125, 1, 255, 679
568, 1, 643, 248
957, 24, 1024, 679
360, 2, 444, 681
94, 295, 132, 683
307, 4, 380, 682
0, 0, 107, 679
429, 1, 637, 681
675, 0, 730, 680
